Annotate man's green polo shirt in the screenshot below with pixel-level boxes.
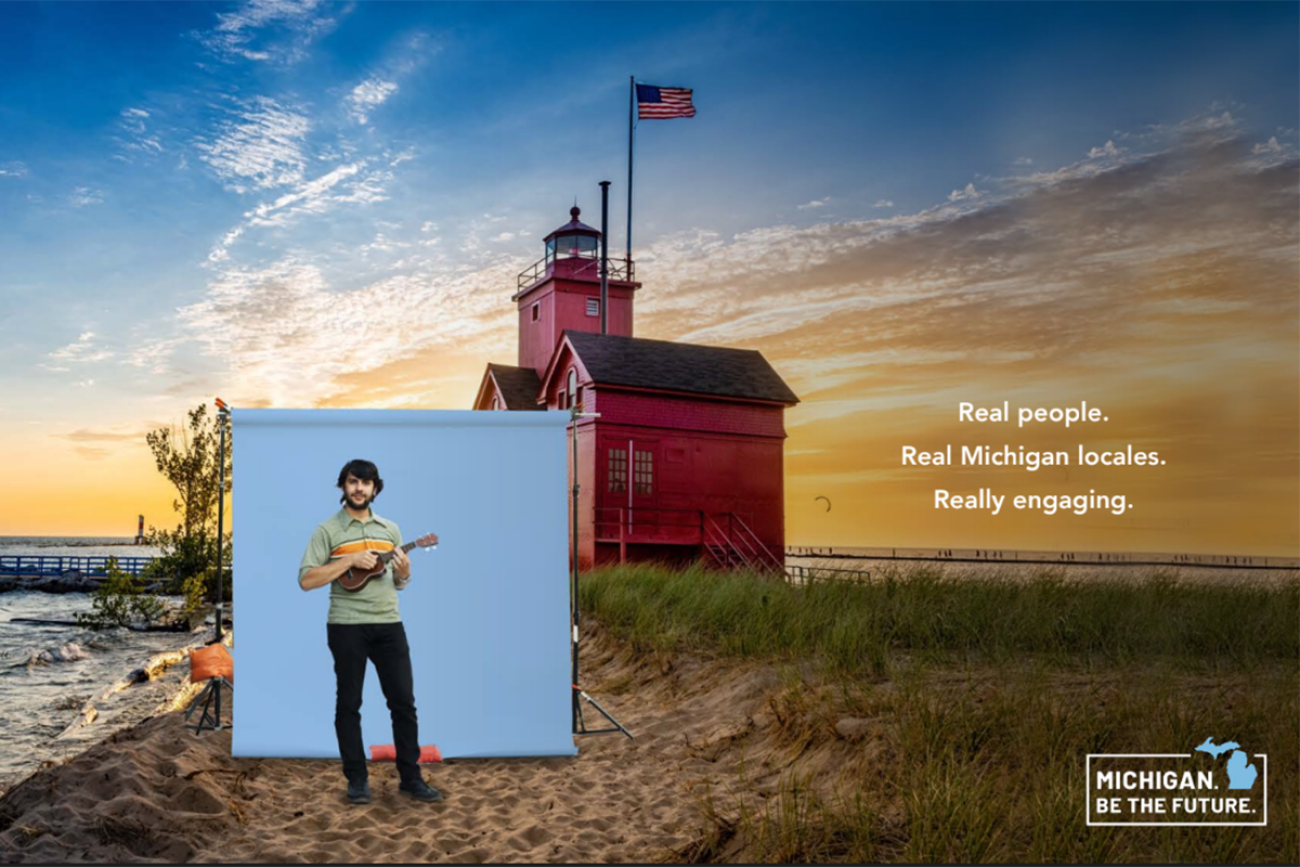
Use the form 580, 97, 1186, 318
299, 507, 406, 624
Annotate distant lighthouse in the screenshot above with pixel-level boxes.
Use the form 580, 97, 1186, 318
135, 515, 144, 545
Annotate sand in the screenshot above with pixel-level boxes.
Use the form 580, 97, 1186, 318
0, 619, 863, 864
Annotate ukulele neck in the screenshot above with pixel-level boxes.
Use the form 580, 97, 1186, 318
379, 541, 418, 563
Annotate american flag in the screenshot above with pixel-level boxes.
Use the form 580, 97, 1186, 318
636, 84, 695, 119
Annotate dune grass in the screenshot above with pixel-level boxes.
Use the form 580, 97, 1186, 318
582, 562, 1299, 863
701, 666, 1297, 863
580, 561, 1299, 676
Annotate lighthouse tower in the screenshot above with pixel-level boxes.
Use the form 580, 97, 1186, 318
512, 205, 641, 376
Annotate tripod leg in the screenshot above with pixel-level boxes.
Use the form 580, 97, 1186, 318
575, 688, 633, 739
185, 678, 233, 733
184, 680, 214, 725
200, 688, 218, 730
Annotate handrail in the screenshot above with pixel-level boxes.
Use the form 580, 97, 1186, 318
786, 564, 873, 584
569, 256, 635, 282
0, 554, 157, 577
703, 513, 760, 572
590, 507, 785, 578
593, 505, 701, 537
517, 254, 636, 291
727, 513, 785, 574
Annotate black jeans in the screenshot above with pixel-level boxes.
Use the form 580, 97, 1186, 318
326, 622, 421, 785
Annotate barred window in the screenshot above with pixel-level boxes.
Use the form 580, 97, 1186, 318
586, 297, 600, 317
607, 448, 627, 493
634, 450, 653, 494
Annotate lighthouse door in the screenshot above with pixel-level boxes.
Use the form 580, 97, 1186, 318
601, 436, 659, 539
627, 438, 659, 536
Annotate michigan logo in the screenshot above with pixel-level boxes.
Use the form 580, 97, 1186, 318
1087, 737, 1267, 826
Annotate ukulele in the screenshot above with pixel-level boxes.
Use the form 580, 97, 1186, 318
337, 533, 438, 592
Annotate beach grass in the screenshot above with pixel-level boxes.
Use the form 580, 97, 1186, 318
704, 665, 1297, 863
583, 562, 1299, 863
580, 561, 1299, 676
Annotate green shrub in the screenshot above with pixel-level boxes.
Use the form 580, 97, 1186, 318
76, 557, 168, 630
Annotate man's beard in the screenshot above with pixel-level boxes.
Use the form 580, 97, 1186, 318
346, 492, 374, 510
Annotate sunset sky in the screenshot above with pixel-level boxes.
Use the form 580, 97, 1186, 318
1, 2, 1296, 555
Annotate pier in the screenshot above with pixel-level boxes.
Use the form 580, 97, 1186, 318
0, 555, 157, 580
785, 547, 1298, 571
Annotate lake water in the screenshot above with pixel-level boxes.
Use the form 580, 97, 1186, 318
0, 537, 205, 794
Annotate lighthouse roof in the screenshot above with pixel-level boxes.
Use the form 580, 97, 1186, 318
543, 205, 600, 243
485, 363, 545, 410
559, 331, 800, 405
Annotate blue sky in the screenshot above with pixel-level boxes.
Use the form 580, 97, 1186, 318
4, 4, 1295, 294
0, 2, 1296, 547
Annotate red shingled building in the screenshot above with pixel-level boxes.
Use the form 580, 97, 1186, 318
473, 206, 799, 572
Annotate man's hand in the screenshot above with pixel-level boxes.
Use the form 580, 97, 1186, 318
351, 550, 379, 571
393, 547, 411, 580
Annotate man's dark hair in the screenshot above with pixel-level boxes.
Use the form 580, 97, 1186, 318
337, 459, 384, 504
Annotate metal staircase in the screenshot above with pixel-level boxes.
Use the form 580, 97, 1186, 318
702, 512, 786, 576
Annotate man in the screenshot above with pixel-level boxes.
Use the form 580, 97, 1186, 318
298, 458, 442, 805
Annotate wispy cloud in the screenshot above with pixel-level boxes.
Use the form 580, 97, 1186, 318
1253, 136, 1282, 155
109, 107, 162, 164
338, 30, 439, 132
359, 232, 411, 254
873, 199, 894, 208
58, 426, 154, 461
0, 161, 28, 179
798, 197, 831, 210
200, 135, 395, 262
205, 158, 395, 262
947, 182, 980, 202
113, 107, 163, 162
177, 256, 527, 405
124, 336, 187, 376
42, 331, 113, 372
196, 0, 347, 65
67, 187, 105, 207
196, 96, 311, 193
62, 427, 150, 443
347, 78, 399, 125
1087, 139, 1120, 159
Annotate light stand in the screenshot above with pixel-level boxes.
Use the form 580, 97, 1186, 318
214, 397, 229, 646
570, 403, 631, 739
187, 396, 232, 733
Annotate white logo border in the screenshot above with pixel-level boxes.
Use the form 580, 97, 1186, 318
1086, 752, 1268, 827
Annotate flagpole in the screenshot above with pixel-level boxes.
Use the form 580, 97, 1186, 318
627, 75, 634, 266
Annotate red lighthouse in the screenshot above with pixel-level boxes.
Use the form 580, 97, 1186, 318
473, 205, 799, 572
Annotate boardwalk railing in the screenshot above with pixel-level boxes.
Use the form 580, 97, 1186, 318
785, 564, 873, 585
0, 555, 157, 579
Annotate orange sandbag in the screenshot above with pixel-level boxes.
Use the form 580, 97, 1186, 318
190, 643, 234, 683
369, 744, 442, 763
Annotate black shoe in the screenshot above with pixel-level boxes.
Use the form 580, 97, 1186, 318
347, 779, 371, 805
398, 778, 444, 802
